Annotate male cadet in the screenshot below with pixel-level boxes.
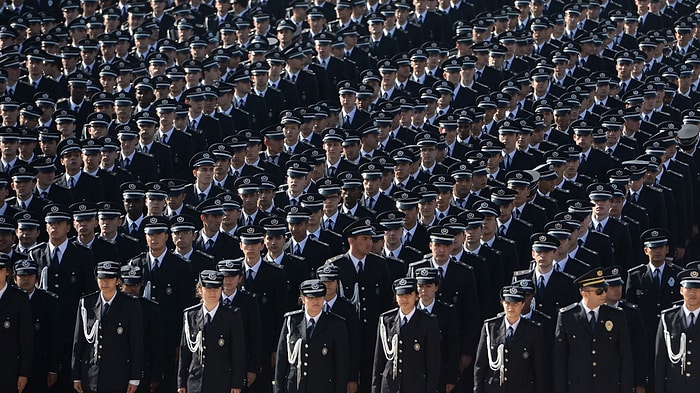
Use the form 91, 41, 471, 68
564, 200, 615, 268
183, 152, 227, 207
0, 256, 33, 393
545, 220, 591, 278
460, 210, 501, 319
116, 125, 158, 183
301, 192, 345, 251
655, 267, 700, 393
273, 160, 311, 208
235, 176, 269, 227
506, 169, 548, 232
72, 261, 144, 393
325, 219, 394, 393
603, 266, 648, 393
339, 171, 374, 219
475, 199, 522, 276
154, 98, 195, 180
79, 139, 121, 205
491, 186, 533, 272
14, 260, 60, 393
318, 177, 355, 234
529, 232, 580, 321
54, 138, 104, 203
193, 197, 241, 261
8, 164, 47, 214
414, 267, 461, 393
169, 215, 215, 282
217, 259, 263, 392
135, 111, 173, 179
377, 210, 423, 278
286, 205, 330, 277
407, 225, 481, 387
32, 156, 75, 206
511, 270, 555, 345
96, 202, 142, 264
162, 179, 198, 218
396, 192, 431, 253
588, 183, 635, 270
120, 265, 165, 393
359, 162, 395, 213
119, 182, 147, 246
238, 225, 287, 393
316, 263, 361, 393
573, 119, 614, 182
30, 203, 96, 393
127, 216, 195, 393
70, 202, 118, 263
553, 268, 633, 393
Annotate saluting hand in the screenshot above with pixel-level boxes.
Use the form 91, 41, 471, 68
17, 376, 27, 393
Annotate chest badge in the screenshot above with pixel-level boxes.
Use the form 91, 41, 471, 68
605, 320, 613, 331
219, 338, 226, 346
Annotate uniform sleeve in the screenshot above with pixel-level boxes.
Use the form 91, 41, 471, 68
371, 319, 388, 393
531, 324, 550, 393
627, 308, 649, 388
444, 307, 461, 385
333, 320, 350, 393
177, 313, 193, 389
460, 268, 481, 357
654, 316, 668, 393
274, 317, 290, 393
47, 294, 62, 373
246, 297, 264, 375
71, 301, 87, 382
616, 311, 634, 393
17, 293, 34, 378
147, 302, 166, 385
473, 323, 488, 393
128, 298, 145, 381
271, 270, 288, 356
624, 272, 639, 305
425, 316, 441, 393
229, 311, 246, 390
552, 312, 568, 393
344, 305, 361, 382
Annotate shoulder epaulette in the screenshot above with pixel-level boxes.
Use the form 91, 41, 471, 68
602, 303, 622, 311
118, 233, 138, 242
559, 303, 579, 313
325, 254, 346, 264
28, 242, 46, 252
661, 304, 682, 314
311, 238, 329, 247
627, 264, 646, 273
560, 271, 576, 280
286, 253, 305, 262
325, 311, 346, 321
619, 300, 638, 309
497, 236, 516, 245
484, 315, 502, 323
529, 203, 546, 212
72, 241, 91, 251
381, 307, 399, 316
45, 290, 59, 299
80, 290, 100, 300
194, 250, 215, 259
533, 310, 552, 320
128, 253, 148, 264
184, 303, 201, 312
405, 246, 422, 255
522, 318, 542, 327
453, 260, 473, 270
284, 309, 304, 318
302, 69, 315, 76
239, 288, 257, 298
266, 261, 284, 269
436, 299, 454, 309
514, 218, 533, 227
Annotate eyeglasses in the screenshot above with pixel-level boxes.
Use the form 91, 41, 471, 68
584, 287, 607, 296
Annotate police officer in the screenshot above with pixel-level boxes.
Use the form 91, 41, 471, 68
372, 277, 440, 393
72, 261, 144, 393
119, 265, 165, 393
217, 259, 263, 391
413, 267, 460, 393
655, 268, 700, 393
553, 268, 633, 393
274, 279, 350, 393
316, 264, 361, 393
0, 255, 33, 393
13, 259, 60, 393
178, 270, 246, 393
603, 266, 648, 393
474, 285, 548, 393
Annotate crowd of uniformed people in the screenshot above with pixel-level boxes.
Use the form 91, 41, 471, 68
3, 0, 700, 392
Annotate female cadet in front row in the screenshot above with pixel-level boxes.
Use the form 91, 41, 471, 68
274, 279, 350, 393
178, 270, 246, 393
474, 285, 548, 393
372, 277, 441, 393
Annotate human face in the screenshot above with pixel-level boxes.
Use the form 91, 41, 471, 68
502, 299, 525, 322
417, 282, 438, 303
15, 273, 37, 293
606, 284, 623, 304
73, 217, 98, 238
591, 199, 611, 219
99, 216, 122, 237
288, 221, 309, 241
171, 230, 195, 250
200, 285, 223, 308
222, 275, 241, 295
16, 227, 39, 248
429, 242, 452, 264
396, 292, 418, 313
348, 234, 372, 257
581, 286, 607, 309
98, 277, 118, 294
644, 244, 668, 266
46, 220, 71, 243
145, 232, 168, 253
302, 295, 325, 317
532, 249, 554, 271
240, 241, 264, 262
681, 286, 700, 311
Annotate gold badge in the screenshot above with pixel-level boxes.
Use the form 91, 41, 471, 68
414, 343, 421, 351
322, 347, 328, 356
116, 327, 124, 335
218, 338, 225, 346
605, 321, 613, 331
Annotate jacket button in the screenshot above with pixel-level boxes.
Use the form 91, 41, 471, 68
592, 373, 597, 378
592, 362, 597, 367
591, 350, 596, 355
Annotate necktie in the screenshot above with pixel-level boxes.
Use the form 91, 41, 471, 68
40, 191, 47, 199
290, 198, 298, 206
69, 177, 75, 189
596, 223, 603, 233
619, 82, 626, 94
690, 313, 696, 330
6, 88, 13, 96
223, 298, 231, 307
506, 326, 513, 345
475, 70, 481, 80
307, 318, 315, 338
366, 197, 374, 209
504, 154, 511, 170
401, 316, 408, 330
605, 147, 612, 155
499, 225, 507, 236
325, 218, 334, 231
580, 154, 587, 165
130, 223, 138, 236
417, 15, 423, 24
205, 313, 212, 328
199, 193, 206, 202
20, 201, 26, 210
51, 248, 60, 266
438, 266, 445, 284
388, 251, 394, 258
247, 269, 255, 282
324, 303, 330, 313
291, 74, 297, 83
405, 232, 412, 243
328, 166, 336, 177
589, 310, 596, 332
513, 209, 520, 219
206, 239, 214, 251
123, 158, 130, 168
151, 258, 159, 281
190, 119, 197, 129
537, 275, 545, 294
578, 239, 584, 248
142, 145, 149, 154
294, 244, 302, 255
653, 268, 661, 288
238, 99, 244, 108
102, 302, 110, 319
161, 134, 169, 145
554, 263, 561, 272
357, 260, 364, 275
246, 216, 253, 226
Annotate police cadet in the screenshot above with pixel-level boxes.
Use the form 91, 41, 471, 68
119, 265, 165, 393
553, 268, 633, 393
72, 261, 144, 393
178, 270, 246, 393
413, 267, 460, 393
655, 267, 700, 393
217, 259, 263, 391
0, 255, 33, 393
316, 263, 361, 393
30, 203, 96, 393
474, 285, 548, 393
530, 232, 580, 320
194, 197, 241, 261
324, 218, 393, 393
603, 266, 648, 393
128, 215, 195, 393
372, 277, 440, 393
69, 202, 119, 263
274, 279, 350, 393
238, 225, 287, 393
169, 215, 216, 283
13, 259, 60, 393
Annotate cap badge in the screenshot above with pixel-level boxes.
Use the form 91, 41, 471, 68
149, 217, 157, 224
246, 227, 255, 233
538, 235, 546, 241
